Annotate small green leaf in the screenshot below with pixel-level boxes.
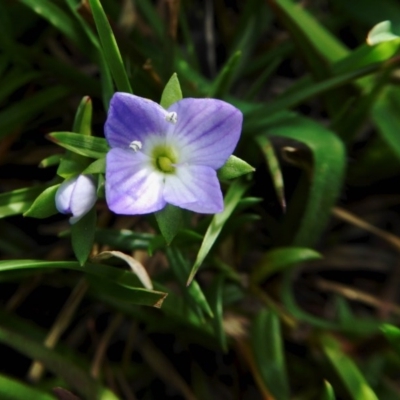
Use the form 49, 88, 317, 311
251, 309, 289, 400
381, 324, 400, 354
57, 158, 89, 178
48, 132, 109, 159
88, 0, 132, 93
155, 204, 184, 244
160, 73, 183, 109
73, 96, 93, 135
367, 21, 399, 45
23, 184, 60, 219
39, 154, 62, 168
251, 247, 322, 284
82, 157, 106, 174
71, 207, 97, 266
187, 181, 247, 285
320, 335, 379, 400
322, 381, 336, 400
217, 155, 255, 180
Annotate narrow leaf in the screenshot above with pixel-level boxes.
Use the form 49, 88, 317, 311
73, 96, 92, 135
92, 250, 153, 289
251, 247, 322, 284
251, 309, 290, 400
187, 181, 247, 285
23, 184, 60, 219
320, 335, 379, 400
48, 132, 109, 159
88, 0, 132, 93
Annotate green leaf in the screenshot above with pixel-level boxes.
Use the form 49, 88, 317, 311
82, 157, 106, 174
245, 63, 383, 131
268, 0, 348, 63
0, 373, 56, 400
39, 154, 62, 168
367, 21, 399, 45
19, 0, 90, 52
23, 184, 60, 219
0, 324, 119, 400
88, 0, 132, 93
251, 247, 322, 284
73, 96, 93, 135
160, 73, 183, 109
155, 204, 184, 245
372, 86, 400, 162
320, 335, 379, 400
187, 181, 247, 285
322, 381, 336, 400
0, 185, 48, 218
48, 132, 109, 159
251, 309, 289, 400
167, 247, 213, 318
255, 136, 286, 211
260, 114, 346, 247
56, 158, 89, 178
71, 207, 97, 266
88, 275, 166, 308
381, 324, 400, 354
217, 155, 255, 180
208, 51, 242, 98
0, 259, 167, 308
206, 275, 227, 351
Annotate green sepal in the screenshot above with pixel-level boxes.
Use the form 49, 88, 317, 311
160, 73, 183, 109
71, 206, 97, 266
217, 155, 255, 180
155, 204, 184, 245
23, 184, 61, 219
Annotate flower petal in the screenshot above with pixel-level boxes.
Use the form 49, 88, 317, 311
106, 148, 166, 214
69, 175, 97, 223
164, 165, 223, 213
166, 98, 243, 169
55, 177, 77, 214
105, 93, 169, 151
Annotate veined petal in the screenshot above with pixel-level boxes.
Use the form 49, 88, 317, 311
106, 148, 166, 215
105, 93, 169, 151
69, 175, 97, 223
164, 165, 223, 213
166, 98, 243, 169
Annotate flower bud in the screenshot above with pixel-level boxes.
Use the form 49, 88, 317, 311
55, 175, 97, 224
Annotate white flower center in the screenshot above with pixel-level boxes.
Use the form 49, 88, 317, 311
129, 140, 142, 152
165, 112, 178, 124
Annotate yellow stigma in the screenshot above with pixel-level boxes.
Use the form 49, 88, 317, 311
156, 156, 175, 173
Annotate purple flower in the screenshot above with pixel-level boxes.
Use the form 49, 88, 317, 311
104, 93, 243, 215
55, 175, 97, 223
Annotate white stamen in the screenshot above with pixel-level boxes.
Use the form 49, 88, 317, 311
129, 140, 142, 152
165, 112, 178, 124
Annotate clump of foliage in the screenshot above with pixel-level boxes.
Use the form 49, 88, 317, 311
1, 0, 400, 399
